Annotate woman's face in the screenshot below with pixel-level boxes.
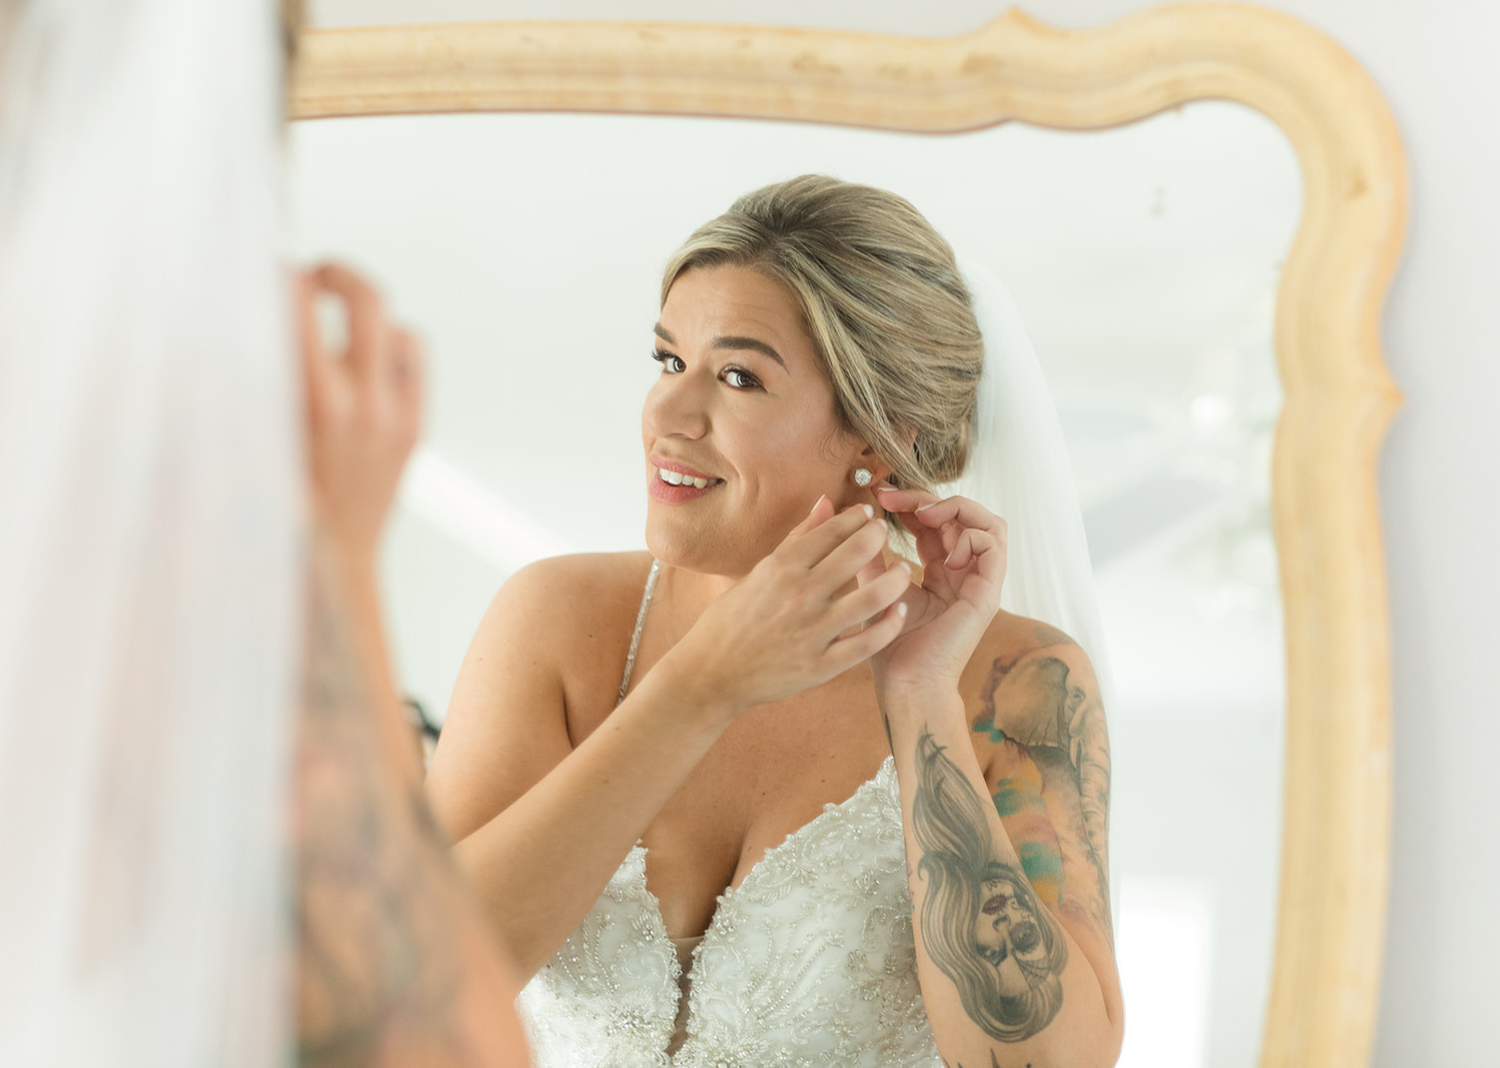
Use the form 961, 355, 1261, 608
642, 264, 867, 577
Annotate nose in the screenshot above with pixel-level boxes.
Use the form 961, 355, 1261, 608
643, 368, 710, 440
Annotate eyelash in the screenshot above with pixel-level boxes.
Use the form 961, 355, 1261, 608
651, 349, 763, 391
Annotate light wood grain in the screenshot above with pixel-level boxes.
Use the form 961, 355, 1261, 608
291, 7, 1406, 1065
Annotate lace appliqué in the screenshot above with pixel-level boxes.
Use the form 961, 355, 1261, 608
517, 758, 942, 1067
517, 846, 678, 1067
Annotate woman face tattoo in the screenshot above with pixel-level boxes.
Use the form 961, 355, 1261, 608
974, 869, 1049, 996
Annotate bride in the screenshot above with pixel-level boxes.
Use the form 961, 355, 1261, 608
425, 175, 1124, 1066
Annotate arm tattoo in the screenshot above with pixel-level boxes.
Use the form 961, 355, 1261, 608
945, 1055, 1028, 1068
912, 730, 1068, 1042
296, 566, 471, 1066
975, 648, 1113, 939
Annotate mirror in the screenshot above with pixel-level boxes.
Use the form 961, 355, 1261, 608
291, 100, 1295, 1068
289, 9, 1404, 1067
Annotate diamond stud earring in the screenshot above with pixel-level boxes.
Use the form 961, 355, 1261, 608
853, 468, 873, 487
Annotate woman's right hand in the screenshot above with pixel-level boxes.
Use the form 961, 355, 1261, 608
662, 495, 912, 715
295, 263, 423, 567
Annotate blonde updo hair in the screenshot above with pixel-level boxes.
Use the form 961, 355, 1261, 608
660, 175, 984, 494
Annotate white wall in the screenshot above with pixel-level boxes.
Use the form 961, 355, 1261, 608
311, 2, 1500, 1063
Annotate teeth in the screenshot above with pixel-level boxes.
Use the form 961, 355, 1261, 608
658, 468, 720, 489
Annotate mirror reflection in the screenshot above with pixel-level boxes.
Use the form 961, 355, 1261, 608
290, 101, 1297, 1067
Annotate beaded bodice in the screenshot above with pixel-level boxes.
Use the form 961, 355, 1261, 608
515, 560, 940, 1065
516, 756, 941, 1065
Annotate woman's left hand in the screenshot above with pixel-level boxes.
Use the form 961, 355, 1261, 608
860, 484, 1008, 697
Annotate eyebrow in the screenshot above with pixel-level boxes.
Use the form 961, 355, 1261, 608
654, 323, 788, 372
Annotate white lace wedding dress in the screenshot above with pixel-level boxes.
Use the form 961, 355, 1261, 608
516, 563, 943, 1066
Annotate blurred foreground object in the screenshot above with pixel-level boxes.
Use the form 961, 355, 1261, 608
0, 0, 300, 1063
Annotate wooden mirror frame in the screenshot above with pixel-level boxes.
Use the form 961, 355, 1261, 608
290, 6, 1405, 1064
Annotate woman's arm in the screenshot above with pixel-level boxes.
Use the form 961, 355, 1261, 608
297, 537, 531, 1066
426, 555, 747, 981
868, 486, 1122, 1067
293, 264, 531, 1066
425, 496, 912, 981
883, 673, 1121, 1068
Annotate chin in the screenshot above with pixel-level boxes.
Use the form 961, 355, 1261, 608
645, 512, 762, 578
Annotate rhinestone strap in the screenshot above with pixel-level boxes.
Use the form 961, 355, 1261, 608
616, 558, 661, 706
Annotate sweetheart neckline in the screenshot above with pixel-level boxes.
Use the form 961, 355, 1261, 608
632, 753, 897, 968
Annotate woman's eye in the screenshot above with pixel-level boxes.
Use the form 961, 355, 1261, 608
723, 368, 762, 390
652, 350, 685, 374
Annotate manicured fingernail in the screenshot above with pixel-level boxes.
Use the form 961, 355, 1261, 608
897, 602, 908, 618
809, 495, 826, 514
898, 560, 912, 575
862, 504, 875, 519
915, 501, 938, 512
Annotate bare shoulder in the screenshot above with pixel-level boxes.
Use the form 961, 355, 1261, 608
429, 551, 657, 840
963, 611, 1116, 946
961, 610, 1107, 748
479, 551, 656, 653
470, 550, 659, 717
492, 550, 655, 615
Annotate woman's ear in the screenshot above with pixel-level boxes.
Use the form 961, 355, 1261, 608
849, 426, 917, 484
843, 441, 898, 505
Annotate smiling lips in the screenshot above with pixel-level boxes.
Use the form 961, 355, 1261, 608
648, 459, 724, 503
657, 467, 722, 490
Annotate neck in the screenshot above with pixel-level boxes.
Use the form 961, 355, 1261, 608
661, 543, 915, 616
665, 563, 738, 608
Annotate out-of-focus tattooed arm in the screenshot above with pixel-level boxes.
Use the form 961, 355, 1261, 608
293, 266, 532, 1067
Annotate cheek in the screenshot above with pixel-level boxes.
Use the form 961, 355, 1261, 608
733, 405, 844, 489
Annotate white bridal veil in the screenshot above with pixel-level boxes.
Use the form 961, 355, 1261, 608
951, 259, 1115, 709
0, 0, 300, 1064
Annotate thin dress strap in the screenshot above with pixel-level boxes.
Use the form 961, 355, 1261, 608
615, 558, 661, 706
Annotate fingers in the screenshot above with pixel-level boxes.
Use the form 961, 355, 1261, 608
943, 526, 1006, 580
390, 327, 426, 443
825, 598, 908, 670
910, 522, 949, 574
874, 485, 1007, 570
854, 546, 888, 590
297, 264, 426, 424
827, 560, 911, 634
874, 484, 1004, 532
310, 263, 388, 384
786, 494, 839, 540
296, 261, 428, 559
293, 271, 329, 406
872, 484, 940, 514
778, 501, 884, 573
910, 495, 1008, 542
813, 512, 891, 588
